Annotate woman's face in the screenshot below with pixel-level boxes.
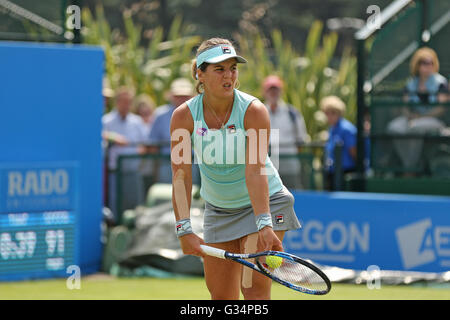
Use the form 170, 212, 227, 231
198, 58, 238, 98
324, 109, 341, 127
418, 56, 434, 78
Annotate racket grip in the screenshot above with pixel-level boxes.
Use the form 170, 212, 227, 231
200, 245, 226, 259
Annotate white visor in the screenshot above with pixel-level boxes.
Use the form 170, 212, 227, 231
196, 44, 247, 68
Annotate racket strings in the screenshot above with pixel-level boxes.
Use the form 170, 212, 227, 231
260, 256, 328, 293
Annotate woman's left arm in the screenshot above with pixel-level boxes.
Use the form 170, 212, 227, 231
244, 100, 283, 252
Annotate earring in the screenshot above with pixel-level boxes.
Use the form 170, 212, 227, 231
234, 79, 240, 90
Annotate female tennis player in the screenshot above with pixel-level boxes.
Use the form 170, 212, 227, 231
170, 37, 301, 300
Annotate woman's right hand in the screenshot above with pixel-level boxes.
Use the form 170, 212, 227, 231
179, 233, 206, 257
258, 226, 284, 252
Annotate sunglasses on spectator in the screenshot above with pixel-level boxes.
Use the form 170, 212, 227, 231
419, 59, 433, 66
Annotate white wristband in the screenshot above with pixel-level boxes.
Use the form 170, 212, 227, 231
256, 213, 273, 231
175, 219, 193, 237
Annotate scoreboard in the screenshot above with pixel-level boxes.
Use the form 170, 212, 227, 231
0, 164, 78, 280
0, 42, 103, 281
0, 211, 76, 276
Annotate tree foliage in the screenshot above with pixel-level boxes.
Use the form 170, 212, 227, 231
83, 0, 392, 51
82, 2, 361, 141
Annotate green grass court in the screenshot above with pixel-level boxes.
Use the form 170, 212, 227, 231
1, 275, 449, 300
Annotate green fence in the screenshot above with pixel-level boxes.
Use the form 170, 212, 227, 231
354, 0, 450, 195
0, 0, 80, 42
360, 0, 450, 95
370, 98, 450, 175
110, 148, 328, 223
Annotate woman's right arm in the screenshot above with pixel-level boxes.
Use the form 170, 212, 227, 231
170, 103, 205, 257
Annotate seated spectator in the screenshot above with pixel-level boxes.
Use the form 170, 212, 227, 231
387, 47, 449, 174
320, 96, 357, 191
262, 75, 308, 189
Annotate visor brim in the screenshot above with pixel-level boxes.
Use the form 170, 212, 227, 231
203, 55, 247, 65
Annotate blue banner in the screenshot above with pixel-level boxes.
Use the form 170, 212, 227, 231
286, 191, 450, 273
0, 41, 103, 281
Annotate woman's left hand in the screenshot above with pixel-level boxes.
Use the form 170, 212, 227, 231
258, 227, 283, 252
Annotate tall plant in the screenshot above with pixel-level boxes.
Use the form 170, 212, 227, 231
82, 7, 356, 142
235, 20, 357, 141
82, 6, 200, 107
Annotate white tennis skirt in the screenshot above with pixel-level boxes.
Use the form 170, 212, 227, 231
203, 186, 301, 243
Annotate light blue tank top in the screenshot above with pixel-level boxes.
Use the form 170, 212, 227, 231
187, 89, 283, 208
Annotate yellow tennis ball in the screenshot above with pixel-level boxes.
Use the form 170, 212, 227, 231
266, 256, 283, 269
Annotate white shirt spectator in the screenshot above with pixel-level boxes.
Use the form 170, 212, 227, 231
265, 100, 308, 189
267, 100, 307, 154
102, 110, 146, 170
262, 75, 308, 189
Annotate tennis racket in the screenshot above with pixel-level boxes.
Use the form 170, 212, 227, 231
200, 245, 331, 295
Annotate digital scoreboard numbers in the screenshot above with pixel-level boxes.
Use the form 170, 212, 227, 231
0, 164, 78, 280
0, 212, 76, 275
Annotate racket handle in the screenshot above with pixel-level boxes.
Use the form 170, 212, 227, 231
200, 245, 226, 259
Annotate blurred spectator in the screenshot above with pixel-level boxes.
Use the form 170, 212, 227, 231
148, 78, 195, 183
363, 111, 372, 173
102, 77, 115, 112
102, 86, 147, 219
262, 75, 308, 189
102, 78, 114, 207
387, 47, 449, 174
404, 47, 448, 105
320, 96, 357, 191
134, 93, 156, 138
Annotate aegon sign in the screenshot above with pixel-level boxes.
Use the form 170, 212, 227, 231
285, 220, 370, 264
288, 220, 370, 252
286, 191, 450, 272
